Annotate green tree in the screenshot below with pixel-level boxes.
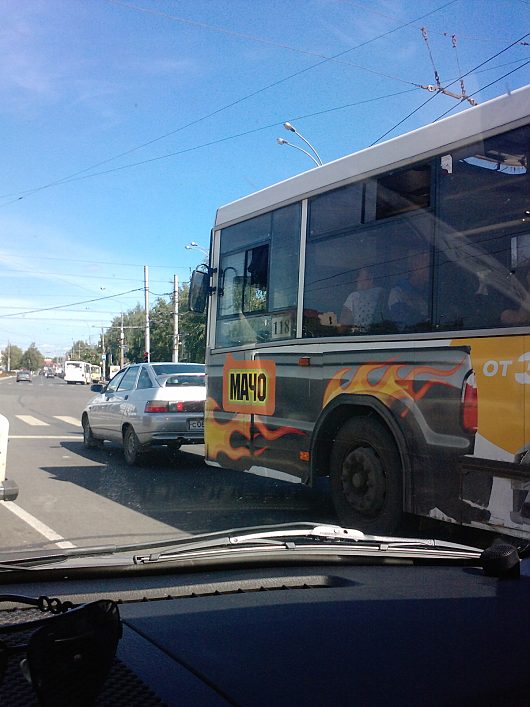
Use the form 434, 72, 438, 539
178, 283, 206, 363
102, 283, 206, 366
67, 340, 100, 365
106, 305, 145, 365
20, 343, 44, 371
1, 344, 23, 371
150, 298, 173, 362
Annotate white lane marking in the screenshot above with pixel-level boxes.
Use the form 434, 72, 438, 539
54, 416, 81, 427
8, 435, 80, 440
16, 415, 49, 427
3, 502, 76, 549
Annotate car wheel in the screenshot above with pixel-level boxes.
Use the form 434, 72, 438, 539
82, 415, 100, 449
123, 426, 142, 466
330, 416, 402, 534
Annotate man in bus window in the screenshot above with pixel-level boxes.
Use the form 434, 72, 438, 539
388, 249, 430, 330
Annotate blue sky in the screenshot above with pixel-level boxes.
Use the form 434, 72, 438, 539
0, 0, 528, 357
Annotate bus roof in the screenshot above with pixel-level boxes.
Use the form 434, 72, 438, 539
215, 84, 530, 228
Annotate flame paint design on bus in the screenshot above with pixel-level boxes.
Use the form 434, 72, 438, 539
205, 397, 304, 462
323, 359, 466, 418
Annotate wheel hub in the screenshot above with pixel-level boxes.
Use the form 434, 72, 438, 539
341, 446, 386, 517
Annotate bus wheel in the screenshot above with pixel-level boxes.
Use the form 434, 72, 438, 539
123, 426, 142, 466
330, 417, 402, 534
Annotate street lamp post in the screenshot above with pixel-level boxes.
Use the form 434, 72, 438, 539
185, 242, 209, 256
277, 122, 323, 166
276, 138, 321, 167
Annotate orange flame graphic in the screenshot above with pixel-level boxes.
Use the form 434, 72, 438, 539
205, 397, 304, 461
323, 359, 464, 417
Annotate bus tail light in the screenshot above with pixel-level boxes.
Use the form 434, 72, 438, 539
462, 372, 478, 433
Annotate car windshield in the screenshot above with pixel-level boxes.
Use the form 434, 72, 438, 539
0, 2, 528, 570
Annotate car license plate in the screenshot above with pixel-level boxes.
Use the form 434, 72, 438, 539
187, 419, 204, 430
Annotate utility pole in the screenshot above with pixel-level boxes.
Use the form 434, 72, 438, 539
144, 265, 150, 362
120, 314, 124, 368
172, 274, 179, 362
101, 328, 106, 379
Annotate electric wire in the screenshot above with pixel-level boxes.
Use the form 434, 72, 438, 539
340, 0, 530, 46
370, 30, 530, 145
0, 288, 144, 319
432, 59, 530, 122
0, 0, 458, 205
0, 88, 420, 207
107, 0, 421, 87
1, 60, 525, 210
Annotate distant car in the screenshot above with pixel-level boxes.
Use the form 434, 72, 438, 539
45, 368, 54, 378
81, 362, 206, 465
16, 370, 32, 383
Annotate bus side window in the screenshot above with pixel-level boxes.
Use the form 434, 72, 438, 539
435, 124, 529, 331
375, 163, 431, 220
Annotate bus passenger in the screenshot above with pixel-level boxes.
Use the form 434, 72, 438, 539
500, 265, 530, 326
388, 250, 430, 330
339, 267, 385, 332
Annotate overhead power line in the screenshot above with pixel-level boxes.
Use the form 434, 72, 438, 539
106, 0, 421, 87
0, 0, 458, 205
0, 88, 419, 205
419, 27, 477, 105
0, 288, 144, 319
340, 0, 530, 46
0, 251, 189, 269
371, 29, 530, 145
432, 58, 530, 122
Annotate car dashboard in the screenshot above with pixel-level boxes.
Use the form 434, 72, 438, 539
1, 556, 529, 706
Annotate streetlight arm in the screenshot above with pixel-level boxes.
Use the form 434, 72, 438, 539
185, 242, 209, 256
277, 138, 321, 167
291, 128, 323, 166
283, 122, 323, 166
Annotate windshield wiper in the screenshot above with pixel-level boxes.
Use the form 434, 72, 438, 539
0, 522, 481, 571
0, 523, 327, 569
133, 524, 482, 565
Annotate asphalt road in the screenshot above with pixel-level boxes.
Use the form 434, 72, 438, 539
0, 374, 336, 554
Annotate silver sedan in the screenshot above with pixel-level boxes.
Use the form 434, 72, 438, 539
81, 362, 205, 465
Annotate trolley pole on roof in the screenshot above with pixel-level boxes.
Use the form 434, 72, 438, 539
144, 265, 150, 363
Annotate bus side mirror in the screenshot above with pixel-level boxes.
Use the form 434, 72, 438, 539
189, 269, 210, 313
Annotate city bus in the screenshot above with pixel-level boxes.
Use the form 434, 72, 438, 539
64, 360, 92, 385
189, 84, 530, 539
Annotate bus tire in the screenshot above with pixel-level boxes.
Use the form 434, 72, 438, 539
330, 416, 402, 534
123, 426, 142, 466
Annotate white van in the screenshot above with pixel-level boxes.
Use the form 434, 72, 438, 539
64, 360, 92, 385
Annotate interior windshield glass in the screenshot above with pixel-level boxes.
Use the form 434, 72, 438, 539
0, 0, 528, 565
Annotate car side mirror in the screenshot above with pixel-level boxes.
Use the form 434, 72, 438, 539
90, 383, 105, 393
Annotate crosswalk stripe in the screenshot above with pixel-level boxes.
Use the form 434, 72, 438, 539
15, 415, 49, 427
54, 416, 81, 427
